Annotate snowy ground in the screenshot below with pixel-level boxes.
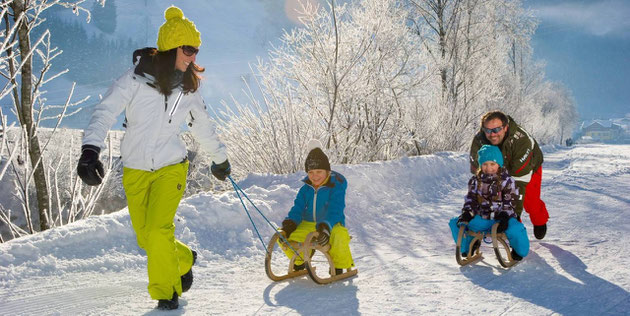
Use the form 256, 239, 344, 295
0, 144, 629, 315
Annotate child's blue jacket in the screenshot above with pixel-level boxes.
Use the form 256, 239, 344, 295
285, 171, 347, 230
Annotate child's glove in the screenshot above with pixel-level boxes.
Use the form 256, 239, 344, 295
281, 219, 297, 238
211, 160, 231, 181
495, 212, 510, 233
457, 211, 473, 226
316, 223, 330, 246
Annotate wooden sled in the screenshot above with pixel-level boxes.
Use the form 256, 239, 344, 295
456, 222, 519, 268
265, 231, 358, 284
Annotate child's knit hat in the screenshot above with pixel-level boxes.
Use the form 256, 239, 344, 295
477, 145, 504, 167
157, 6, 201, 52
305, 139, 330, 172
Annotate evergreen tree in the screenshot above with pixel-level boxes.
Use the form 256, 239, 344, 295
92, 0, 117, 34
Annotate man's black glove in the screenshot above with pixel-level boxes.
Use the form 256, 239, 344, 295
495, 212, 510, 233
77, 145, 104, 186
457, 211, 473, 226
211, 160, 231, 181
281, 219, 297, 238
316, 223, 330, 246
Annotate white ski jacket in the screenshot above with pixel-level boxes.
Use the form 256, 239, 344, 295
82, 68, 227, 171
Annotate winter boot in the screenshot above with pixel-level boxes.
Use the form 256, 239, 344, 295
157, 292, 179, 310
334, 268, 343, 275
181, 250, 197, 293
471, 240, 481, 254
293, 263, 305, 271
462, 240, 481, 257
510, 249, 523, 261
534, 224, 547, 240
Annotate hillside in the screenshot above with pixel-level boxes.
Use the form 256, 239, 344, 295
1, 144, 629, 314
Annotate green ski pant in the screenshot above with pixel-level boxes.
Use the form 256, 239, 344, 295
281, 221, 354, 269
122, 161, 194, 300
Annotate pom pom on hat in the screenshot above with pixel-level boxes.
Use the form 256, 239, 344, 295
306, 139, 324, 153
477, 145, 504, 167
304, 139, 331, 172
164, 6, 184, 20
157, 6, 201, 52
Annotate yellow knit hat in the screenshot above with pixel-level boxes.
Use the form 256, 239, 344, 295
156, 6, 201, 52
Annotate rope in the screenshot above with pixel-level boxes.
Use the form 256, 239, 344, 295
227, 175, 304, 260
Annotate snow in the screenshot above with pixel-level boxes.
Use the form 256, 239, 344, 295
1, 144, 630, 315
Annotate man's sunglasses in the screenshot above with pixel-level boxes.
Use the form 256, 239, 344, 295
180, 45, 199, 56
482, 126, 504, 134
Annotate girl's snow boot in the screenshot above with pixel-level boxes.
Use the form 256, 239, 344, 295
511, 249, 523, 261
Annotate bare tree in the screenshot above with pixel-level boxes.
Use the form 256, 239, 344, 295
215, 0, 429, 174
407, 0, 559, 151
0, 0, 109, 240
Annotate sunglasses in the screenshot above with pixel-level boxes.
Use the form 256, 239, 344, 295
180, 45, 199, 56
482, 126, 504, 134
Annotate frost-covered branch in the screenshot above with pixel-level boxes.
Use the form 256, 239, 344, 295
0, 0, 108, 241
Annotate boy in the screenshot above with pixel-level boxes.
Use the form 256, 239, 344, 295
280, 140, 354, 274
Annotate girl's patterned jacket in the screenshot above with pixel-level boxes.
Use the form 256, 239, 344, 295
461, 168, 519, 220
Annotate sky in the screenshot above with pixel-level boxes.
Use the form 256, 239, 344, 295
524, 0, 630, 119
1, 0, 626, 127
1, 143, 629, 314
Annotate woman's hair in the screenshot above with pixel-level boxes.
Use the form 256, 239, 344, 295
150, 48, 205, 96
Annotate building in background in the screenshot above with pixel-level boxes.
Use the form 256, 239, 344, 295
579, 116, 630, 143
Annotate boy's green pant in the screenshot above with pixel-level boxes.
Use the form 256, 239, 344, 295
281, 221, 354, 269
122, 161, 194, 300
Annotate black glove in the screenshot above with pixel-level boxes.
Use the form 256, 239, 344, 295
281, 219, 297, 238
77, 145, 104, 186
211, 160, 231, 181
316, 223, 330, 246
457, 211, 473, 226
495, 212, 510, 233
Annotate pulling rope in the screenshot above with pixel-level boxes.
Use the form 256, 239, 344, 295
228, 176, 304, 261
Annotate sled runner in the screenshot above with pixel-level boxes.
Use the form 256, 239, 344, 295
265, 231, 358, 284
456, 222, 519, 268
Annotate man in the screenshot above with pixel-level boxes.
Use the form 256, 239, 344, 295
469, 110, 548, 239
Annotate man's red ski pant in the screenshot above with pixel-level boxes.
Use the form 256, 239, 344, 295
523, 166, 549, 226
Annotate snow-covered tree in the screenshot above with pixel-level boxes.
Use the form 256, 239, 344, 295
217, 0, 574, 172
216, 0, 429, 174
528, 82, 579, 144
407, 0, 535, 151
0, 0, 113, 240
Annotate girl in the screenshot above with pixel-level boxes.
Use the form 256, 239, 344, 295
77, 6, 230, 310
449, 145, 529, 261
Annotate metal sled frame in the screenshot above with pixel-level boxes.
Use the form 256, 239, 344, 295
455, 222, 519, 268
265, 231, 358, 284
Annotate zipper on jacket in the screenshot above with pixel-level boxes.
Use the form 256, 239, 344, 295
168, 91, 184, 123
312, 188, 318, 222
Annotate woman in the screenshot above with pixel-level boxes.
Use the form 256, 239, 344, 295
77, 6, 230, 310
